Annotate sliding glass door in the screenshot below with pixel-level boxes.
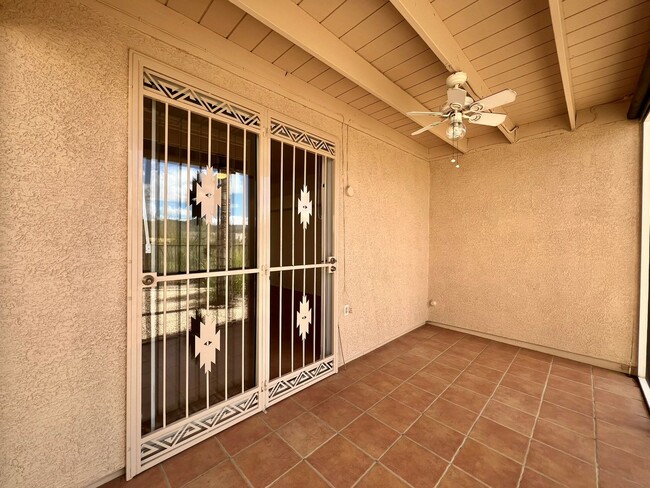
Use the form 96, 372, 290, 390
265, 122, 337, 405
138, 86, 260, 468
127, 56, 338, 479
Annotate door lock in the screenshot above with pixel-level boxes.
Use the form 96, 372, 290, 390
327, 256, 337, 273
142, 274, 156, 286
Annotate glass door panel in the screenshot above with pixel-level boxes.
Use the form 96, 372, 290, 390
138, 92, 260, 469
132, 66, 338, 478
267, 136, 334, 402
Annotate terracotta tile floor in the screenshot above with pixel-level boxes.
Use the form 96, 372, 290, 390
105, 325, 650, 488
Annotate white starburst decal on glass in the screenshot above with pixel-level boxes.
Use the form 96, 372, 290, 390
195, 165, 222, 222
296, 295, 312, 342
194, 316, 221, 374
297, 185, 312, 230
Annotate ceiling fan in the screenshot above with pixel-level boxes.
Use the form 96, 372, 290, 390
407, 72, 517, 139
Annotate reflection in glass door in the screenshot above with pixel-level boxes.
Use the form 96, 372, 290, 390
133, 67, 262, 476
128, 61, 338, 479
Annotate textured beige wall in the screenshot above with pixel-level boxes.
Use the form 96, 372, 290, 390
0, 1, 429, 486
341, 129, 430, 358
429, 121, 641, 365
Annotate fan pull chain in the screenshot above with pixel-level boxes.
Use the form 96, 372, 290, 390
451, 134, 460, 169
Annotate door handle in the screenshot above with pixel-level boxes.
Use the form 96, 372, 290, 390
142, 274, 157, 286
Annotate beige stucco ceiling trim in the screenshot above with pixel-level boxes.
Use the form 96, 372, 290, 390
228, 0, 468, 152
82, 0, 431, 160
389, 0, 517, 144
548, 0, 577, 129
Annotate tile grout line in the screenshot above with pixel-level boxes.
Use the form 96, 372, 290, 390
350, 462, 383, 487
132, 328, 647, 488
229, 458, 255, 488
482, 365, 608, 425
230, 417, 327, 487
380, 353, 500, 488
433, 346, 524, 488
183, 331, 622, 488
366, 337, 499, 486
234, 422, 321, 487
418, 393, 601, 469
348, 332, 474, 487
169, 347, 600, 488
172, 437, 255, 488
515, 356, 554, 488
218, 437, 255, 488
261, 326, 452, 487
591, 366, 600, 487
591, 373, 650, 487
272, 334, 446, 486
302, 459, 336, 488
346, 331, 482, 488
247, 401, 340, 487
272, 349, 603, 488
445, 466, 491, 488
364, 352, 623, 480
592, 384, 650, 410
358, 460, 418, 488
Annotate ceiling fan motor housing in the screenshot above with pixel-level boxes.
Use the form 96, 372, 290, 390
446, 71, 468, 88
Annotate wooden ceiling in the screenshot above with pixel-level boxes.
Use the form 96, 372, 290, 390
159, 0, 650, 151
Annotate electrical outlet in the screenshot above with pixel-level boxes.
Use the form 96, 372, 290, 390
344, 304, 351, 315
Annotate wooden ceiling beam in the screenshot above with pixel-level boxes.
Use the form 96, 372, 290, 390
228, 0, 467, 152
548, 0, 577, 129
389, 0, 518, 143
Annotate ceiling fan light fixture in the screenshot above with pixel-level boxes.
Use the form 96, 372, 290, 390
405, 72, 516, 138
446, 121, 466, 140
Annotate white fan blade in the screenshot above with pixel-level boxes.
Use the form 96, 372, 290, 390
407, 111, 446, 116
411, 120, 445, 135
447, 87, 467, 106
470, 89, 517, 111
468, 112, 507, 126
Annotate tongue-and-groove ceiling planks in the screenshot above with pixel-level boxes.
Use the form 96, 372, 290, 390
160, 0, 650, 151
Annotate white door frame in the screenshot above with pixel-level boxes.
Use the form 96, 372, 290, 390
127, 52, 339, 478
639, 111, 650, 408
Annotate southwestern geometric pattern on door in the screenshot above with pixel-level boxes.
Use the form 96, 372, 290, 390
267, 130, 336, 401
127, 55, 337, 479
267, 358, 334, 405
140, 391, 259, 465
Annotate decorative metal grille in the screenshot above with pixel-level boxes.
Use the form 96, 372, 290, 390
270, 119, 336, 156
140, 391, 259, 465
267, 358, 335, 404
131, 60, 337, 479
143, 68, 260, 127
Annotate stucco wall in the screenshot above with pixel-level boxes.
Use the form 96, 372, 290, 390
342, 129, 430, 357
0, 1, 429, 486
428, 120, 641, 365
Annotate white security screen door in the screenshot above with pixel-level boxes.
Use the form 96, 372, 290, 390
264, 122, 337, 405
128, 62, 262, 477
127, 55, 337, 479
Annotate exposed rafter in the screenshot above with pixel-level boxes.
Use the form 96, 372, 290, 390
548, 0, 577, 129
228, 0, 467, 152
389, 0, 518, 144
